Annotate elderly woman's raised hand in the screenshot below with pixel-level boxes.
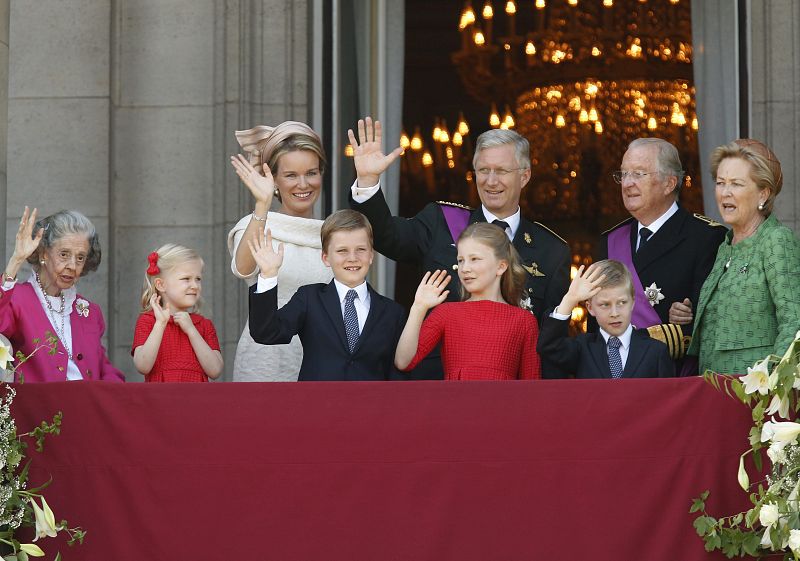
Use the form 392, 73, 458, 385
5, 207, 44, 280
230, 153, 276, 207
348, 116, 403, 188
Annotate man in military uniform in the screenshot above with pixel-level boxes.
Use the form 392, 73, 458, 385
597, 138, 727, 374
347, 117, 570, 379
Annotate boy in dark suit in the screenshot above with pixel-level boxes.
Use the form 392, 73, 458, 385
248, 209, 406, 381
537, 259, 674, 379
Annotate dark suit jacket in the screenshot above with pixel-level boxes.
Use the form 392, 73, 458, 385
596, 206, 727, 335
537, 314, 675, 379
249, 281, 406, 381
350, 189, 571, 379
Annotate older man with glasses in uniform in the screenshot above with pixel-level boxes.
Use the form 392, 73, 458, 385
348, 116, 570, 379
597, 138, 727, 375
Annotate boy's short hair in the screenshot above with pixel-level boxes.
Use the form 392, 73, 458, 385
320, 209, 373, 252
590, 259, 634, 297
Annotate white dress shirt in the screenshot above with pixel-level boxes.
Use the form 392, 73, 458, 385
637, 202, 678, 250
598, 324, 633, 369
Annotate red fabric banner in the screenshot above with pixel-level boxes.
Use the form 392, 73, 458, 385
11, 379, 752, 561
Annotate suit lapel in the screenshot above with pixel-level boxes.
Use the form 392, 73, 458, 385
623, 331, 647, 377
469, 207, 486, 225
633, 207, 688, 272
353, 285, 385, 354
588, 332, 612, 378
320, 281, 350, 351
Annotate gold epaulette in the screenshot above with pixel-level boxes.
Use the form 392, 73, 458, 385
533, 222, 567, 244
601, 217, 635, 236
646, 323, 689, 360
692, 213, 725, 228
436, 200, 474, 211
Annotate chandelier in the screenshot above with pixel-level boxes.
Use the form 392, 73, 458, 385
451, 0, 702, 221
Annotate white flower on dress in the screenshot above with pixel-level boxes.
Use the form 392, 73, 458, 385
74, 298, 90, 318
644, 282, 665, 307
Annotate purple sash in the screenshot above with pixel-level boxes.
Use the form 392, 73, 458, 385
440, 204, 471, 243
607, 223, 662, 328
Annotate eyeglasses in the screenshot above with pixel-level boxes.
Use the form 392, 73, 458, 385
612, 170, 658, 184
475, 167, 526, 178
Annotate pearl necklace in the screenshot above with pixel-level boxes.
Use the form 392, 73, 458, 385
35, 272, 73, 360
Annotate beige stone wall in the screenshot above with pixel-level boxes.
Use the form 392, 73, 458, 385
4, 0, 309, 381
750, 0, 800, 234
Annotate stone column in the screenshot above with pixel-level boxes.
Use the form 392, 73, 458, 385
749, 0, 800, 234
0, 0, 8, 257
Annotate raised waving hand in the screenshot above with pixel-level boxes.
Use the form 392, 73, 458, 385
347, 116, 403, 187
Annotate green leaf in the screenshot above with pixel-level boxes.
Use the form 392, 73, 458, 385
18, 543, 45, 557
742, 532, 761, 556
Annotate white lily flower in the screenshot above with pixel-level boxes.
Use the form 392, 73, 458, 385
742, 357, 771, 395
761, 420, 800, 445
0, 334, 14, 371
789, 529, 800, 552
766, 394, 791, 418
761, 526, 775, 549
767, 442, 787, 465
30, 497, 57, 541
18, 543, 45, 557
760, 503, 780, 527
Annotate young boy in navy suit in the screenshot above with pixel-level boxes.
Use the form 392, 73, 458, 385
248, 209, 406, 381
537, 259, 674, 379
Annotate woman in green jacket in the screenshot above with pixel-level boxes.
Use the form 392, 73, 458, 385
689, 139, 800, 375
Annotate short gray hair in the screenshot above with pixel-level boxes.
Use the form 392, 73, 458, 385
27, 210, 102, 274
473, 129, 531, 170
627, 137, 686, 196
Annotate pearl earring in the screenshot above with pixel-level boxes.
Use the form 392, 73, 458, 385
40, 260, 46, 265
274, 188, 280, 197
758, 202, 765, 211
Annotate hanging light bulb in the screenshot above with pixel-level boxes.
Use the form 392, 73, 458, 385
489, 103, 501, 127
446, 146, 454, 159
603, 0, 613, 6
448, 159, 456, 169
453, 131, 464, 146
691, 116, 699, 130
579, 109, 589, 123
482, 1, 493, 18
505, 1, 516, 14
432, 121, 442, 141
503, 106, 515, 128
400, 132, 410, 150
474, 31, 486, 46
555, 115, 566, 128
535, 0, 545, 8
411, 127, 423, 151
568, 0, 578, 5
439, 124, 450, 143
588, 108, 598, 122
422, 151, 433, 167
344, 144, 354, 157
457, 113, 470, 135
499, 122, 509, 130
525, 41, 536, 55
594, 121, 603, 134
459, 5, 477, 29
647, 116, 657, 130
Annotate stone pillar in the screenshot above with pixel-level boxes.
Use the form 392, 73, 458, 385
749, 0, 800, 234
0, 0, 8, 257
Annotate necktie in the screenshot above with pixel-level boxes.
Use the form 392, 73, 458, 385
344, 289, 360, 353
492, 219, 511, 235
608, 336, 624, 379
638, 227, 653, 253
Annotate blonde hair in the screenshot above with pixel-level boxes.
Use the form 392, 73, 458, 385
141, 244, 204, 312
709, 138, 783, 216
589, 259, 634, 297
320, 209, 373, 252
457, 223, 527, 306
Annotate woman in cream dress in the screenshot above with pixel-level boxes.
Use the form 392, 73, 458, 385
228, 121, 333, 381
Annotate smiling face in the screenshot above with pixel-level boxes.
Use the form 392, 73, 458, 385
715, 157, 769, 234
474, 144, 530, 219
321, 228, 374, 288
155, 259, 203, 312
586, 284, 634, 337
270, 149, 322, 218
456, 237, 507, 300
619, 144, 677, 225
39, 234, 91, 295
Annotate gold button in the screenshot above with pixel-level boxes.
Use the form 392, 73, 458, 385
452, 264, 458, 270
528, 288, 533, 293
58, 366, 64, 372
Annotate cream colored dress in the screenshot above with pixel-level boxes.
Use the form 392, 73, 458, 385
227, 212, 333, 382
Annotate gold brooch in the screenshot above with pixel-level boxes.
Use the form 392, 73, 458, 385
523, 262, 545, 277
524, 232, 532, 244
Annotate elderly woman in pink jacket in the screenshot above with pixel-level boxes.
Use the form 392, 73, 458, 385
0, 207, 124, 382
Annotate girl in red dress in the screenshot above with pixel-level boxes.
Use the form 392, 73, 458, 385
395, 223, 541, 380
132, 245, 223, 382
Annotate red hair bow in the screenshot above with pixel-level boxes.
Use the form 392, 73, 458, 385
146, 252, 160, 275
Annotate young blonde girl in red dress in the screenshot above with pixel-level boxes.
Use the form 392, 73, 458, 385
395, 222, 541, 380
132, 244, 223, 382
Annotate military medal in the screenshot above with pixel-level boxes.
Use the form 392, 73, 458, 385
644, 282, 665, 307
524, 232, 532, 244
523, 262, 545, 277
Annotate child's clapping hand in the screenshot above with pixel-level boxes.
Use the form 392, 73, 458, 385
150, 294, 171, 325
248, 228, 284, 279
556, 264, 606, 316
412, 270, 451, 312
173, 311, 196, 335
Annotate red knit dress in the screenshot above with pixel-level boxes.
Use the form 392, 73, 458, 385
132, 311, 221, 383
404, 300, 541, 380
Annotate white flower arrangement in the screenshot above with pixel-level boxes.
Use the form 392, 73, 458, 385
0, 335, 85, 561
692, 331, 800, 559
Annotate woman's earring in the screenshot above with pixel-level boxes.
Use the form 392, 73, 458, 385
758, 202, 765, 211
40, 260, 46, 265
274, 188, 280, 197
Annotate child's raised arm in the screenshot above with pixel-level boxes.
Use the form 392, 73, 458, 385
247, 228, 284, 279
133, 295, 171, 375
555, 264, 606, 316
394, 270, 450, 370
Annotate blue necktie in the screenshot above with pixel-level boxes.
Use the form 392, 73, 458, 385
344, 289, 360, 353
608, 336, 624, 379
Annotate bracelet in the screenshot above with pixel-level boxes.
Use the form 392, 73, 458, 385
2, 271, 16, 284
252, 211, 267, 222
